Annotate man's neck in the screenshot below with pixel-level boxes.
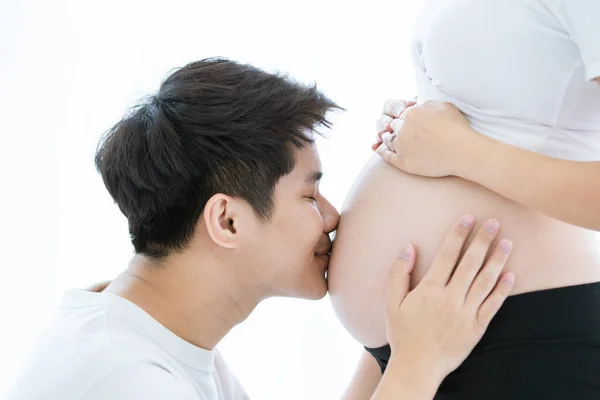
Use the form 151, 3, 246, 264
104, 251, 261, 350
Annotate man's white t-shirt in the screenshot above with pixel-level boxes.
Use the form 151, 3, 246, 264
10, 290, 249, 400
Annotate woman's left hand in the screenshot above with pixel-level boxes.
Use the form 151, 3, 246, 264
375, 100, 477, 178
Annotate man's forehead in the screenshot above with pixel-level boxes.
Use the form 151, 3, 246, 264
278, 144, 322, 187
294, 144, 322, 176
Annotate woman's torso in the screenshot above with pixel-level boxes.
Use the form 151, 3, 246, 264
328, 0, 600, 348
412, 0, 600, 160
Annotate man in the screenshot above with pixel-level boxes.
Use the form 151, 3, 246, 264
10, 58, 514, 399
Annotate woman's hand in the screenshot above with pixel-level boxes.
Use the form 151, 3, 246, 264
375, 100, 478, 178
372, 99, 417, 151
373, 99, 600, 230
376, 215, 514, 398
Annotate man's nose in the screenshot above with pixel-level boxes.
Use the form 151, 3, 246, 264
322, 203, 340, 234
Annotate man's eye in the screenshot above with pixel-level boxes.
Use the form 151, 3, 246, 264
306, 196, 317, 203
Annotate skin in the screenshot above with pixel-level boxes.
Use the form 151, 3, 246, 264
373, 217, 515, 400
339, 77, 600, 394
328, 151, 600, 348
89, 142, 516, 399
376, 78, 600, 230
103, 143, 339, 351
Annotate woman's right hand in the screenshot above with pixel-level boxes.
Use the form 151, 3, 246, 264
372, 99, 416, 151
377, 214, 515, 398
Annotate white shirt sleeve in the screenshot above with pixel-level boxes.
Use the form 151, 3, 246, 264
81, 363, 202, 400
557, 0, 600, 81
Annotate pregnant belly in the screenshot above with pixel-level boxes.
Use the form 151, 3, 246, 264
327, 155, 600, 348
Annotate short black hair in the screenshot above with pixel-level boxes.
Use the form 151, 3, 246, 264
94, 57, 342, 259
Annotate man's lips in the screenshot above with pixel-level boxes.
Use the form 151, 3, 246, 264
315, 247, 332, 257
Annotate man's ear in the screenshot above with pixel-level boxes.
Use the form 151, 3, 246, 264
203, 194, 244, 249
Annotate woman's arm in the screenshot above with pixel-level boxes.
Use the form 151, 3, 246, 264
376, 100, 600, 231
341, 351, 382, 400
372, 356, 442, 400
457, 133, 600, 231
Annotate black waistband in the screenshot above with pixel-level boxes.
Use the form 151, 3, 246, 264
365, 281, 600, 370
475, 280, 600, 350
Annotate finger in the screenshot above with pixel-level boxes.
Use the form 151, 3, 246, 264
386, 244, 416, 315
390, 107, 412, 132
396, 101, 416, 119
372, 128, 388, 152
465, 239, 513, 307
376, 143, 402, 167
385, 121, 394, 133
422, 214, 476, 286
390, 118, 403, 133
376, 115, 394, 133
476, 272, 515, 329
381, 132, 396, 152
447, 219, 501, 296
384, 99, 409, 118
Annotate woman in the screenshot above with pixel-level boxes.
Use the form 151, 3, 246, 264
329, 0, 600, 398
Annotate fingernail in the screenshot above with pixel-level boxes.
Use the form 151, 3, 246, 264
486, 219, 500, 233
499, 239, 513, 253
503, 273, 515, 287
399, 244, 413, 259
461, 214, 475, 227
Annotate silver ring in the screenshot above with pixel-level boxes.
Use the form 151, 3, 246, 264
385, 132, 397, 152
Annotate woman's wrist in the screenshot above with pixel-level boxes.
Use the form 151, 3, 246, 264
451, 127, 491, 181
378, 351, 446, 399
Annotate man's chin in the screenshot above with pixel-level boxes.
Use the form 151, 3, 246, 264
295, 278, 328, 301
308, 278, 329, 300
308, 288, 328, 300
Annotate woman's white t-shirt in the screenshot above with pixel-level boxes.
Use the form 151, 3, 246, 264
412, 0, 600, 161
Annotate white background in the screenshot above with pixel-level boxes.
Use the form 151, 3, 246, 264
1, 0, 423, 398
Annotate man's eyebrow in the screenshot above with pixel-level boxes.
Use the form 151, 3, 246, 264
306, 171, 323, 184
